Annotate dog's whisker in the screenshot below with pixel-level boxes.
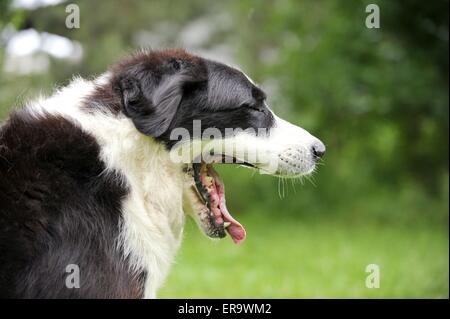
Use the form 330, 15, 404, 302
299, 176, 305, 186
284, 177, 289, 197
305, 174, 317, 188
277, 177, 282, 199
290, 178, 297, 194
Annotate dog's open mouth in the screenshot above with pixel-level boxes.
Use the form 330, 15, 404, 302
186, 162, 246, 244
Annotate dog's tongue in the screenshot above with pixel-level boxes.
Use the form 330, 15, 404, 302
207, 166, 246, 244
219, 200, 246, 244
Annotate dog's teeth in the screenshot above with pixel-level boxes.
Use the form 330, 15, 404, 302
223, 222, 231, 228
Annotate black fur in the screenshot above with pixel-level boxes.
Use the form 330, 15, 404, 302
0, 112, 143, 298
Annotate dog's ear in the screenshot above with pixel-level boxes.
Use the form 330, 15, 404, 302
116, 63, 205, 138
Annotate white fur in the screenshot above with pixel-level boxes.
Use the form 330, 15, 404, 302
28, 74, 185, 298
260, 111, 321, 175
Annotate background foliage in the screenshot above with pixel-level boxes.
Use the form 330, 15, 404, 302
0, 0, 448, 297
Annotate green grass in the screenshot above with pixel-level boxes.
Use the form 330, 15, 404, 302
159, 213, 448, 298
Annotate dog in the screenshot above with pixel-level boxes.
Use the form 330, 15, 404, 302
0, 49, 325, 298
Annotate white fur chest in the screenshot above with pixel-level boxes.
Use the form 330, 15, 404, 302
95, 120, 186, 299
117, 140, 186, 299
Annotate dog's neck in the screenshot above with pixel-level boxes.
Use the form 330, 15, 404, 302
30, 76, 186, 298
105, 119, 185, 298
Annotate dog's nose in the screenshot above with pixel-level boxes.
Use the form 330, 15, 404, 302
311, 140, 326, 159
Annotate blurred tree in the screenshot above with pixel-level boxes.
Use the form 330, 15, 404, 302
0, 0, 11, 25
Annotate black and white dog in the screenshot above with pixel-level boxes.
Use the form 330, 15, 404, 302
0, 49, 325, 298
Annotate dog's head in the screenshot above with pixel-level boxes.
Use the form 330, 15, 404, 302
112, 49, 325, 244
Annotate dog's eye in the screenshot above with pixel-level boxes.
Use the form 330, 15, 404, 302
168, 58, 183, 71
242, 103, 264, 113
